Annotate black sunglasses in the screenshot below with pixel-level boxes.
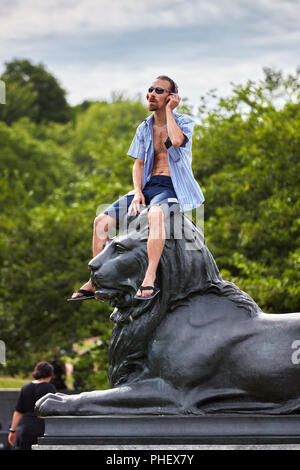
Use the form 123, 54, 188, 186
148, 87, 170, 95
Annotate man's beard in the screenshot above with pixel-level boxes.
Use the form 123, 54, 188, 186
148, 102, 158, 111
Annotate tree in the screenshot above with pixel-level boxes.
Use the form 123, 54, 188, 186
0, 59, 72, 124
192, 67, 300, 313
0, 98, 147, 386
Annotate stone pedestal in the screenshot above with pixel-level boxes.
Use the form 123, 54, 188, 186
33, 414, 300, 449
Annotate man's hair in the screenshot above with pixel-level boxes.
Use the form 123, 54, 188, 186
156, 75, 178, 94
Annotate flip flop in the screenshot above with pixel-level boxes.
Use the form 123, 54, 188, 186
67, 289, 95, 301
134, 286, 160, 301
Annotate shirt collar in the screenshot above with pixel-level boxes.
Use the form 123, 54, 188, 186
144, 112, 180, 126
145, 114, 154, 125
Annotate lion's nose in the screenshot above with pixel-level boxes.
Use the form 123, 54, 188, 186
88, 253, 102, 271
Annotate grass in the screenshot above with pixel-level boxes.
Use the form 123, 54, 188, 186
0, 376, 31, 388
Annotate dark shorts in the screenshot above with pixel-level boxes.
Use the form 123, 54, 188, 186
103, 175, 178, 221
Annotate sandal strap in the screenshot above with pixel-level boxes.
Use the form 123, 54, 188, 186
138, 286, 155, 292
77, 289, 94, 296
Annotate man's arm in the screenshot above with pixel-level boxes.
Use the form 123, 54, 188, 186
132, 158, 144, 192
166, 94, 185, 147
128, 158, 146, 215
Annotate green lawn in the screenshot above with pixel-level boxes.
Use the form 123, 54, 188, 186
0, 376, 30, 388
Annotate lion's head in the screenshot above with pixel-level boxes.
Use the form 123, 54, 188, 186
88, 208, 261, 318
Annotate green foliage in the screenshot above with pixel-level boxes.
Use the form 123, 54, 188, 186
0, 85, 147, 383
0, 63, 299, 389
193, 66, 300, 313
72, 338, 111, 391
0, 80, 38, 124
0, 118, 75, 211
0, 59, 72, 124
70, 99, 148, 184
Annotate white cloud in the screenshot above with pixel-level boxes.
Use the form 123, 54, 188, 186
0, 0, 299, 109
1, 0, 300, 39
56, 50, 298, 107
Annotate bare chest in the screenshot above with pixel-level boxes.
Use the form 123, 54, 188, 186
151, 124, 170, 176
153, 125, 167, 157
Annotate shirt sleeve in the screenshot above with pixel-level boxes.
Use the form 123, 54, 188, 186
127, 124, 146, 160
179, 115, 195, 148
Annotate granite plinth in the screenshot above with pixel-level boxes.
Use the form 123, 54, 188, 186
37, 414, 300, 446
32, 444, 300, 450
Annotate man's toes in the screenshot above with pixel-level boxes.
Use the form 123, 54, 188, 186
142, 290, 152, 297
72, 292, 83, 299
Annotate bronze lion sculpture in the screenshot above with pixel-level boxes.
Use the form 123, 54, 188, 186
36, 208, 300, 416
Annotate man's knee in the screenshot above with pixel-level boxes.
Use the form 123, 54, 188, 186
148, 204, 164, 220
94, 213, 116, 239
148, 205, 166, 239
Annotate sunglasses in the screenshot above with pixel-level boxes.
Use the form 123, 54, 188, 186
148, 87, 170, 95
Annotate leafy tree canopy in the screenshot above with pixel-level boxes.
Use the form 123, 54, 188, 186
0, 59, 72, 124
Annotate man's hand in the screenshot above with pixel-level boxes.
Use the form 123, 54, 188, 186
166, 93, 181, 111
128, 189, 146, 215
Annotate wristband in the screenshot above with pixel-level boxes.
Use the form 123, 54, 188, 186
164, 137, 172, 149
9, 428, 16, 433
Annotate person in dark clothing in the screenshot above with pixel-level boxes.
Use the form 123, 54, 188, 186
50, 357, 67, 391
8, 361, 56, 450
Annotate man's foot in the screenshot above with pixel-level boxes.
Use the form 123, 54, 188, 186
135, 274, 156, 298
135, 274, 160, 300
134, 286, 160, 301
70, 279, 95, 300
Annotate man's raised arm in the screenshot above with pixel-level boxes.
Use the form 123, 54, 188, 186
165, 94, 185, 147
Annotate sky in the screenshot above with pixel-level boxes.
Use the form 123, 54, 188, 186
1, 0, 300, 108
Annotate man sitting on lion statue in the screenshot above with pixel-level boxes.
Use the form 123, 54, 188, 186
68, 75, 204, 302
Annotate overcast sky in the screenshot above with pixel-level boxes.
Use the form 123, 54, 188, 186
1, 0, 299, 107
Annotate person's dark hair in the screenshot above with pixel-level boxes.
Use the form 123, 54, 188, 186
156, 75, 178, 94
32, 361, 54, 380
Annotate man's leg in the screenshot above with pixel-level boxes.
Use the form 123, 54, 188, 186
71, 213, 116, 298
136, 205, 165, 297
92, 213, 116, 257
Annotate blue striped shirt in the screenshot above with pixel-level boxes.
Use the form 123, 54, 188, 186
127, 113, 205, 212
